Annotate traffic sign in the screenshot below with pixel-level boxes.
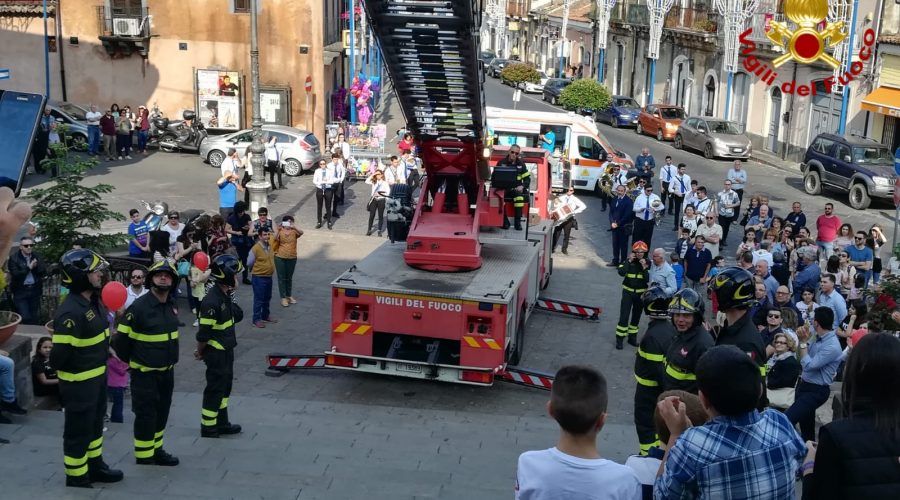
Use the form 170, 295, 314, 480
304, 76, 312, 93
0, 68, 9, 80
513, 89, 521, 102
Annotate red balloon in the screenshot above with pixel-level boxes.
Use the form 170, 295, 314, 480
193, 251, 210, 272
101, 281, 128, 311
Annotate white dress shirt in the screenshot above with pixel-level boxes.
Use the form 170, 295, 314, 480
313, 167, 334, 189
633, 193, 662, 221
659, 163, 677, 186
668, 173, 691, 196
692, 196, 713, 217
554, 194, 587, 216
331, 160, 346, 183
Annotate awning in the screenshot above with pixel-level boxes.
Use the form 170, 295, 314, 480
861, 87, 900, 117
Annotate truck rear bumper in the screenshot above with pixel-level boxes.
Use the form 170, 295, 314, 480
324, 351, 500, 386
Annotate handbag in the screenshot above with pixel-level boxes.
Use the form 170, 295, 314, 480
366, 196, 375, 211
176, 259, 191, 277
767, 386, 795, 410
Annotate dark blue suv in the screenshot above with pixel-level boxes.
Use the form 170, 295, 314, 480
801, 133, 896, 210
594, 95, 641, 128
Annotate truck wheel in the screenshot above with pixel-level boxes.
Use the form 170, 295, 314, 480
506, 311, 526, 366
848, 182, 871, 210
803, 170, 822, 195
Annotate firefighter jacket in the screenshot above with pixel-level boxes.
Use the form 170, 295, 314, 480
634, 319, 676, 389
662, 324, 714, 393
197, 285, 243, 351
618, 259, 649, 294
49, 292, 110, 383
114, 292, 179, 372
497, 156, 531, 190
716, 311, 768, 376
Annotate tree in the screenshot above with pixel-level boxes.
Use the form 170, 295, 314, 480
500, 63, 542, 87
558, 79, 613, 113
28, 126, 126, 263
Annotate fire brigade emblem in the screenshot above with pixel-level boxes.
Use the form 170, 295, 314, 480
680, 347, 689, 357
766, 0, 846, 68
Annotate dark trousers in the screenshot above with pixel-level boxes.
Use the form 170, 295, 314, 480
611, 226, 630, 265
718, 214, 735, 244
218, 207, 233, 220
660, 181, 671, 212
108, 386, 125, 423
734, 188, 744, 204
60, 378, 107, 479
251, 275, 273, 323
332, 180, 345, 214
32, 131, 49, 172
601, 192, 610, 211
274, 256, 296, 299
267, 160, 283, 189
131, 370, 174, 459
616, 290, 643, 338
633, 218, 655, 248
232, 237, 252, 281
316, 189, 334, 224
242, 171, 252, 206
670, 195, 684, 227
137, 129, 149, 152
12, 284, 42, 325
552, 217, 576, 252
785, 380, 831, 441
201, 349, 234, 430
116, 133, 131, 156
634, 384, 663, 455
368, 198, 386, 233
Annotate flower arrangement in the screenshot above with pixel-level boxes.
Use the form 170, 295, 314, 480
865, 274, 900, 332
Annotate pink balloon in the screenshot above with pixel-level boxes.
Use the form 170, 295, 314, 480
102, 281, 128, 311
193, 251, 210, 272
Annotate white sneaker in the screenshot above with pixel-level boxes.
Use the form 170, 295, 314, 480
118, 156, 123, 160
192, 319, 199, 327
125, 155, 132, 159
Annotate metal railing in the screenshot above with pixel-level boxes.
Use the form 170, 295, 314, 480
611, 2, 719, 32
97, 5, 150, 38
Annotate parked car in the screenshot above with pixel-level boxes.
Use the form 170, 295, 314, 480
519, 70, 549, 93
479, 51, 496, 65
541, 78, 571, 105
801, 133, 896, 210
199, 125, 321, 176
487, 58, 509, 78
47, 100, 89, 150
594, 95, 641, 128
636, 104, 686, 141
674, 117, 752, 160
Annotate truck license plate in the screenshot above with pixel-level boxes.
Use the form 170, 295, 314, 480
396, 363, 422, 374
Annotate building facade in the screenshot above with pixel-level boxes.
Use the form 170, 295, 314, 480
863, 0, 900, 152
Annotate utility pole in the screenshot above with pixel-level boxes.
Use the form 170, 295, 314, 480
837, 0, 860, 135
595, 0, 617, 83
349, 0, 357, 123
246, 0, 269, 218
558, 0, 570, 78
43, 0, 50, 98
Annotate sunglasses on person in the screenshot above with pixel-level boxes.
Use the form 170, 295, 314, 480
21, 244, 34, 248
131, 274, 144, 280
854, 236, 864, 240
768, 313, 782, 319
773, 340, 787, 345
509, 151, 520, 155
168, 215, 179, 220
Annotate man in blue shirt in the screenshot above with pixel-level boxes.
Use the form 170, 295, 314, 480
635, 147, 656, 171
785, 307, 842, 441
538, 127, 555, 154
845, 230, 874, 285
655, 346, 805, 499
816, 274, 847, 330
792, 248, 820, 302
683, 236, 712, 293
127, 208, 150, 257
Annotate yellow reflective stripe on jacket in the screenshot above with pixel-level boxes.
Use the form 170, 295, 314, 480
625, 273, 644, 279
516, 171, 530, 180
207, 339, 225, 350
638, 348, 665, 362
128, 360, 174, 372
199, 318, 234, 331
58, 365, 106, 382
623, 286, 648, 293
760, 365, 767, 376
665, 364, 697, 381
127, 331, 179, 342
52, 329, 109, 348
634, 374, 659, 387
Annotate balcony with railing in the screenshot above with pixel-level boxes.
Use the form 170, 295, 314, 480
96, 5, 151, 57
610, 2, 719, 34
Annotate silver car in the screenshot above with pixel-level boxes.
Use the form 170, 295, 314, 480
674, 117, 752, 160
199, 124, 321, 176
47, 100, 90, 151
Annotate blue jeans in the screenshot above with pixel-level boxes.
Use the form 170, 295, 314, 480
137, 129, 149, 152
108, 386, 125, 423
816, 240, 834, 259
251, 275, 273, 323
785, 380, 831, 442
0, 355, 15, 402
87, 125, 101, 154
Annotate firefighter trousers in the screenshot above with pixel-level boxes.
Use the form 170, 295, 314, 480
634, 384, 662, 455
201, 349, 233, 430
131, 369, 174, 459
616, 291, 643, 338
60, 378, 107, 479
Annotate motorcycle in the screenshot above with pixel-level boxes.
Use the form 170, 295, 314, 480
139, 199, 208, 233
157, 110, 207, 153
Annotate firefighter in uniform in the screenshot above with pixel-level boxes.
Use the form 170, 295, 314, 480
113, 260, 180, 466
709, 267, 769, 407
496, 145, 530, 230
662, 288, 714, 394
615, 240, 650, 350
633, 286, 676, 456
50, 249, 124, 488
196, 254, 245, 438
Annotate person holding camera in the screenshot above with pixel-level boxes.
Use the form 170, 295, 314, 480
615, 241, 650, 350
272, 215, 303, 307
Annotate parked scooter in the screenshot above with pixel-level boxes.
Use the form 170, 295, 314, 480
157, 110, 207, 153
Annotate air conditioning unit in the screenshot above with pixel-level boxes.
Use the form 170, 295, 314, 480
112, 18, 140, 37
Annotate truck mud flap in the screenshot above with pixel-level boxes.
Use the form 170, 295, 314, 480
497, 366, 554, 390
536, 297, 601, 321
265, 354, 328, 377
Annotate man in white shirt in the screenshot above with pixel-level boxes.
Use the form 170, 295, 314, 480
648, 248, 677, 296
694, 214, 723, 258
667, 164, 691, 230
632, 184, 662, 249
751, 240, 775, 268
610, 164, 629, 192
552, 187, 587, 255
312, 159, 335, 229
716, 180, 741, 247
220, 148, 241, 177
690, 186, 713, 217
384, 155, 406, 185
85, 104, 102, 156
122, 269, 149, 312
265, 136, 285, 190
330, 154, 346, 217
658, 156, 677, 215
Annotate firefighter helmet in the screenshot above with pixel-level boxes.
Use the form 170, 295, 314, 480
641, 286, 670, 317
668, 288, 705, 329
60, 249, 108, 293
632, 241, 649, 253
709, 266, 757, 310
209, 254, 243, 287
145, 259, 180, 291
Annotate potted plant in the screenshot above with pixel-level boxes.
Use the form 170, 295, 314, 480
0, 311, 22, 347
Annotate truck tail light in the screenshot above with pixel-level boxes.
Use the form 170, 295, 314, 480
460, 370, 493, 385
326, 355, 357, 368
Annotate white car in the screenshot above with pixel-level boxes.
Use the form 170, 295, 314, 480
521, 71, 549, 93
198, 125, 321, 176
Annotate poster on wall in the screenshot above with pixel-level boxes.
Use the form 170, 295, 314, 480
259, 86, 291, 126
195, 69, 242, 131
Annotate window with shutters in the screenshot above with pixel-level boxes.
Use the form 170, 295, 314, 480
233, 0, 251, 13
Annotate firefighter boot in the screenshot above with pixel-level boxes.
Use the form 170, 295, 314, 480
201, 426, 220, 438
627, 333, 639, 347
88, 458, 124, 483
65, 475, 93, 488
615, 336, 624, 350
514, 207, 523, 231
217, 408, 242, 435
153, 448, 180, 466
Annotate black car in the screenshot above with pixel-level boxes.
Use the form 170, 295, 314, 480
801, 133, 896, 210
542, 78, 571, 106
487, 58, 509, 78
480, 51, 496, 65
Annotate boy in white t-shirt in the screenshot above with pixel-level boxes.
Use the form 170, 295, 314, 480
515, 365, 642, 500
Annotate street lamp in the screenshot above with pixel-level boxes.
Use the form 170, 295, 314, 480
246, 0, 269, 217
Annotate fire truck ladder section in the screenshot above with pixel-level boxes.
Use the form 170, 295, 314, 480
265, 354, 554, 391
535, 297, 602, 321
